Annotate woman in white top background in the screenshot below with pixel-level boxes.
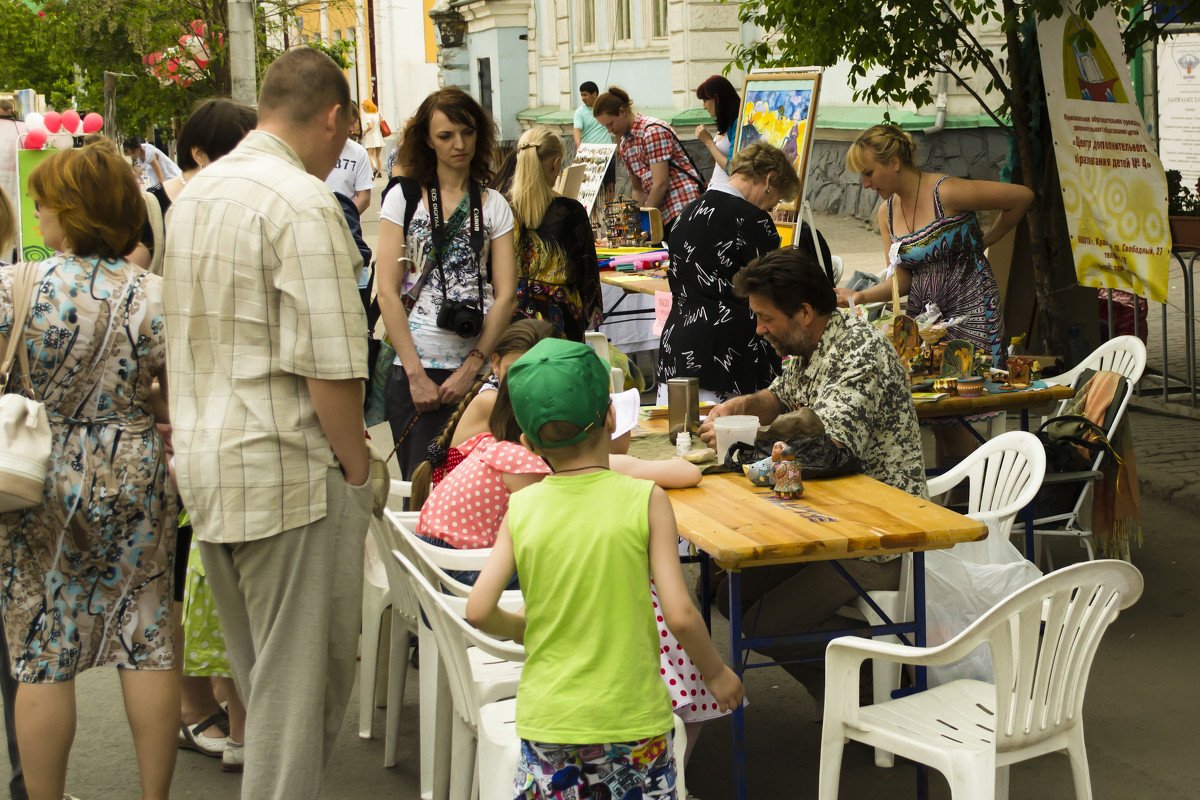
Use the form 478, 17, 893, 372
374, 87, 517, 480
694, 75, 741, 189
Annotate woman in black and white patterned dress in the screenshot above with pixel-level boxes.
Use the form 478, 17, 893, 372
656, 142, 799, 403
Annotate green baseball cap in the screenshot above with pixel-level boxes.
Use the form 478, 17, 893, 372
506, 338, 611, 449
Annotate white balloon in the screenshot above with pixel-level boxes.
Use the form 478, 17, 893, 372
25, 112, 45, 131
50, 133, 75, 150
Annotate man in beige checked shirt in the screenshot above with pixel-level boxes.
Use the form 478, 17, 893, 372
163, 48, 370, 800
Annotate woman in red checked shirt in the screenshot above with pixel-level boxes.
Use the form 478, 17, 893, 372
591, 86, 706, 241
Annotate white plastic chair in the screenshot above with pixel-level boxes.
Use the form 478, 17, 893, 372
386, 511, 523, 800
1034, 336, 1146, 562
819, 560, 1143, 800
396, 549, 691, 800
1044, 335, 1147, 400
360, 480, 417, 748
847, 431, 1046, 767
393, 548, 526, 800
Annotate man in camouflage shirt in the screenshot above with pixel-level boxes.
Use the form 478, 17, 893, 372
697, 246, 926, 697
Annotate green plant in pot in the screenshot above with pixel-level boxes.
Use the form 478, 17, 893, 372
1167, 169, 1200, 250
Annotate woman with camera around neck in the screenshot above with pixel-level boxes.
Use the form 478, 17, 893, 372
376, 88, 517, 480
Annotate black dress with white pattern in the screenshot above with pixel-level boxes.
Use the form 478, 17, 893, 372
656, 190, 781, 400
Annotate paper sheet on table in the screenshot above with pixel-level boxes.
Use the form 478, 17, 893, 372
652, 290, 672, 336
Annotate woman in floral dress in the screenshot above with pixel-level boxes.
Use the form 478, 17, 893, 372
0, 143, 177, 800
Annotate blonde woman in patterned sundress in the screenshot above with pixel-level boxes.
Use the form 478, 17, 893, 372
839, 123, 1033, 464
0, 143, 178, 800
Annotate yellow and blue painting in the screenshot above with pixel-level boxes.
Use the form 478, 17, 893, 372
733, 78, 816, 180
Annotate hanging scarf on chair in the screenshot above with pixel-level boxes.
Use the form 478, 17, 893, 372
1061, 371, 1142, 559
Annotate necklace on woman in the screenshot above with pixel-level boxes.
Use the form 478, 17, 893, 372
554, 465, 609, 474
903, 170, 923, 234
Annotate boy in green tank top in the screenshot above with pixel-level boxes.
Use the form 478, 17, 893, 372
467, 338, 743, 798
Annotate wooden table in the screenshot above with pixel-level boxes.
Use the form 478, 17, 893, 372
599, 269, 669, 296
668, 469, 986, 800
915, 382, 1073, 558
914, 383, 1075, 423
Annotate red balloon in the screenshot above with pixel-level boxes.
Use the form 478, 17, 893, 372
82, 113, 103, 134
24, 129, 47, 150
43, 111, 62, 133
61, 109, 81, 133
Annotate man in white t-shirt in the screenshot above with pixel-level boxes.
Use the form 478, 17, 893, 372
324, 137, 374, 213
123, 137, 182, 188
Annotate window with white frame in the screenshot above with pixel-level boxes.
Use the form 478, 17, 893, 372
649, 0, 667, 38
579, 0, 597, 46
615, 0, 632, 42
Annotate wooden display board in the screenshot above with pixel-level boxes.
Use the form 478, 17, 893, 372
733, 69, 822, 241
572, 142, 618, 216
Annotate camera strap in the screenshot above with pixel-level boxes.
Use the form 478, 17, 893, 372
428, 180, 485, 308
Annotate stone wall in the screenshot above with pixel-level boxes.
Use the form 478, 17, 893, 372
805, 128, 1012, 226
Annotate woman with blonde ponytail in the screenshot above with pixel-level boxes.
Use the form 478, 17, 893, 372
508, 126, 603, 340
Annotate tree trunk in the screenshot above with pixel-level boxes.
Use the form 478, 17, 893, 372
1005, 1, 1066, 355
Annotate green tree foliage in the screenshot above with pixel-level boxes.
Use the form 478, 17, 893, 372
732, 0, 1200, 349
0, 0, 326, 136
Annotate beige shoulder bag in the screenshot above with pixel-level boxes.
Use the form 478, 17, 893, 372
0, 263, 52, 512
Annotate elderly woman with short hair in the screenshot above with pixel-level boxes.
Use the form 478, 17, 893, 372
656, 141, 804, 403
0, 142, 177, 800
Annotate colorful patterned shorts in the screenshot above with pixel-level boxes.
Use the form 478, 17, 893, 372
514, 731, 678, 799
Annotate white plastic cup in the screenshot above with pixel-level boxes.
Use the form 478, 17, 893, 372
713, 415, 760, 464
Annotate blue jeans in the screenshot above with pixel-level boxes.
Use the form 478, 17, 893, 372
415, 534, 519, 589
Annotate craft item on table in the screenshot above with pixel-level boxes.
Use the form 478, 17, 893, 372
933, 376, 959, 394
956, 375, 984, 397
675, 431, 691, 456
1005, 355, 1041, 388
603, 197, 652, 247
940, 339, 976, 378
744, 455, 776, 486
573, 142, 618, 215
627, 431, 720, 471
681, 445, 716, 464
891, 314, 921, 370
771, 442, 804, 499
640, 401, 716, 420
984, 378, 1049, 394
607, 250, 668, 271
666, 377, 701, 436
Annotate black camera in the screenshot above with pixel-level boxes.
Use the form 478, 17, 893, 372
436, 299, 484, 338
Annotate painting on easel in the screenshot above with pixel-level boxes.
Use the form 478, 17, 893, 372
733, 70, 822, 244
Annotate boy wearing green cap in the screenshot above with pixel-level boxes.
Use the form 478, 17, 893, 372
467, 338, 743, 798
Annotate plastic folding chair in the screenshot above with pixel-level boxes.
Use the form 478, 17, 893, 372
396, 549, 691, 800
392, 548, 526, 800
819, 560, 1143, 800
1044, 335, 1147, 399
844, 431, 1046, 766
385, 511, 523, 800
1034, 336, 1146, 561
360, 480, 417, 749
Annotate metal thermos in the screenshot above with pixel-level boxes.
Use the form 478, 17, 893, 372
666, 378, 700, 435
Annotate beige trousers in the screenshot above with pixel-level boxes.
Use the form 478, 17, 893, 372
199, 468, 372, 800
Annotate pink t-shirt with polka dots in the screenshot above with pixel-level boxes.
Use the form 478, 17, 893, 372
417, 432, 550, 549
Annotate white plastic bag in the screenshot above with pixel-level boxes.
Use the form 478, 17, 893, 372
923, 530, 1042, 686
